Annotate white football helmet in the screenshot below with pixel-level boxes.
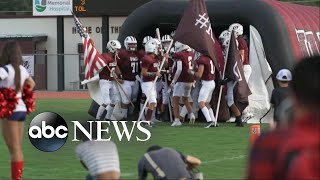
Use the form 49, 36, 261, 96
219, 30, 231, 42
145, 38, 160, 55
228, 23, 243, 38
174, 41, 191, 53
124, 36, 137, 51
222, 38, 230, 49
161, 34, 173, 51
107, 40, 121, 53
222, 38, 239, 49
161, 34, 172, 43
142, 36, 153, 46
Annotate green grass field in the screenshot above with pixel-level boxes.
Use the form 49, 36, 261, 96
0, 99, 266, 179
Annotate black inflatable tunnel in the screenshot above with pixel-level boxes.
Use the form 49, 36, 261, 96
118, 0, 320, 71
88, 0, 320, 119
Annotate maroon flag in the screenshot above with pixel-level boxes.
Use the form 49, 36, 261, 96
73, 13, 107, 79
173, 0, 220, 71
225, 31, 252, 111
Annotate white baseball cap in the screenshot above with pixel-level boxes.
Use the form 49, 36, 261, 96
276, 69, 292, 81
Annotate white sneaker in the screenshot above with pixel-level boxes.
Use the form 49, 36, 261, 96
171, 120, 182, 126
151, 118, 162, 123
204, 121, 214, 128
242, 113, 254, 123
189, 117, 196, 124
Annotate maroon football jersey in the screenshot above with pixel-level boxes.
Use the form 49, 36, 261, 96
237, 36, 249, 65
137, 49, 146, 61
162, 58, 174, 85
141, 54, 159, 82
196, 55, 215, 81
173, 51, 194, 83
118, 49, 139, 81
99, 53, 117, 80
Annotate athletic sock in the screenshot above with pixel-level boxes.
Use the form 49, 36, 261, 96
145, 109, 153, 121
96, 105, 106, 119
201, 107, 212, 123
208, 108, 216, 123
11, 161, 24, 180
152, 109, 156, 120
179, 105, 188, 119
105, 105, 115, 120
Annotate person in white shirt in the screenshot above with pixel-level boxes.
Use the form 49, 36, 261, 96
0, 41, 35, 180
75, 121, 121, 180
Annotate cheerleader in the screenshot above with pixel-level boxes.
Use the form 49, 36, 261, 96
0, 41, 35, 180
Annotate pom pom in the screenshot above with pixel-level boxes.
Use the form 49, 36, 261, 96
0, 88, 18, 119
22, 85, 36, 114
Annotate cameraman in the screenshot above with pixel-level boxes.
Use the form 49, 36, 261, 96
138, 145, 201, 180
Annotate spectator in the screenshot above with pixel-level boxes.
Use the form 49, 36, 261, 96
75, 121, 121, 180
270, 69, 292, 128
246, 56, 320, 180
138, 145, 201, 180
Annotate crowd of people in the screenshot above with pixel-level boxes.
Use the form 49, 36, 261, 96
83, 23, 253, 128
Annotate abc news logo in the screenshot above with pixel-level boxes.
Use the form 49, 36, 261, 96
28, 112, 152, 152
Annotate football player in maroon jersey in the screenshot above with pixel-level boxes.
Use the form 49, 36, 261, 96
118, 36, 140, 120
188, 52, 218, 128
159, 35, 174, 121
137, 36, 153, 121
170, 41, 195, 126
95, 40, 122, 121
140, 38, 162, 125
229, 23, 254, 122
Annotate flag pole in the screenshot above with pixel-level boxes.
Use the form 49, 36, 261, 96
137, 37, 173, 122
72, 11, 134, 107
214, 35, 232, 126
155, 28, 173, 122
72, 11, 92, 82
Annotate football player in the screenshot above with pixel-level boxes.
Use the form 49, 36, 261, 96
160, 35, 174, 121
188, 52, 218, 128
219, 30, 231, 58
220, 36, 245, 127
229, 23, 253, 122
138, 36, 153, 120
140, 38, 164, 125
118, 36, 140, 120
170, 41, 195, 126
96, 40, 122, 121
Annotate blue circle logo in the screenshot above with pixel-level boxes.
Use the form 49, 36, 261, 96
28, 112, 68, 152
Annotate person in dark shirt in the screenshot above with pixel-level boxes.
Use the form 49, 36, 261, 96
138, 145, 201, 180
270, 69, 292, 128
246, 56, 320, 180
